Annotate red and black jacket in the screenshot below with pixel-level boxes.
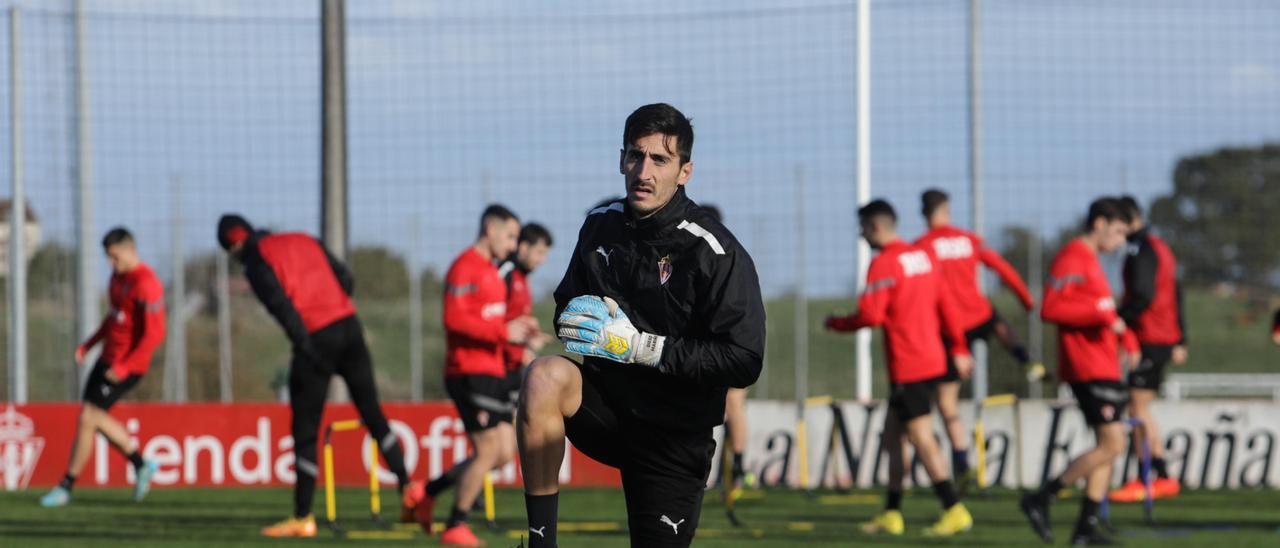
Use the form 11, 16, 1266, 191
1119, 227, 1185, 346
241, 232, 356, 352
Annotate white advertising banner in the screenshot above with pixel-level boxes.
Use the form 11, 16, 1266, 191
711, 399, 1279, 490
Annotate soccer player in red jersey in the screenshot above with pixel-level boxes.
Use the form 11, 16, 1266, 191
1020, 197, 1140, 546
39, 228, 165, 508
499, 222, 555, 404
915, 189, 1039, 486
825, 199, 975, 537
409, 205, 536, 546
218, 215, 411, 538
1109, 196, 1186, 502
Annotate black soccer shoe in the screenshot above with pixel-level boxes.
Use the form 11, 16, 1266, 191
1019, 494, 1054, 544
1071, 517, 1120, 546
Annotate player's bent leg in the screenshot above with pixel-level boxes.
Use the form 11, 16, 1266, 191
905, 412, 971, 537
518, 356, 583, 494
268, 358, 329, 537
339, 320, 410, 490
863, 412, 906, 535
934, 381, 971, 483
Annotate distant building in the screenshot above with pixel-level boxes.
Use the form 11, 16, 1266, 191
0, 199, 41, 277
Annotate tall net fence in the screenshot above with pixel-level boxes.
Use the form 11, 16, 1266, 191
2, 0, 1278, 403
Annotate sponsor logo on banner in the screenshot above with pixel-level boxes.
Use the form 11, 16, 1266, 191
1, 405, 45, 491
14, 403, 617, 489
706, 400, 1280, 491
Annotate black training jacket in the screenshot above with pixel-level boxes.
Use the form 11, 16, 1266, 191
553, 188, 765, 431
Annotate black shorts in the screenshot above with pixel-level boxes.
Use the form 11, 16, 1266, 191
940, 311, 1003, 382
504, 367, 523, 407
888, 378, 937, 421
566, 360, 714, 547
446, 374, 515, 433
1127, 344, 1174, 390
1070, 381, 1130, 427
82, 361, 142, 410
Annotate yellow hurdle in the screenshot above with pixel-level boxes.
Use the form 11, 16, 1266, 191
483, 472, 496, 523
794, 395, 834, 491
322, 420, 386, 536
973, 393, 1022, 490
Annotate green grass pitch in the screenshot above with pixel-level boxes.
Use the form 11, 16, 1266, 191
2, 486, 1277, 546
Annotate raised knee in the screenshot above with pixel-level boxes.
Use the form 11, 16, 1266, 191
523, 357, 574, 398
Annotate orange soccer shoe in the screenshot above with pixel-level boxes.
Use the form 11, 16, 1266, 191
1151, 477, 1181, 499
1109, 479, 1148, 502
401, 480, 425, 524
440, 523, 486, 546
260, 514, 317, 538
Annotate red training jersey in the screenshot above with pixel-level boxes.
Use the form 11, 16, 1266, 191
915, 225, 1035, 330
1120, 229, 1184, 345
827, 240, 970, 384
444, 248, 509, 378
256, 233, 357, 333
1041, 239, 1139, 383
501, 262, 533, 371
83, 262, 167, 379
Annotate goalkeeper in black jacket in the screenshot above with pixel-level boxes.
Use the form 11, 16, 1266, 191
517, 103, 766, 548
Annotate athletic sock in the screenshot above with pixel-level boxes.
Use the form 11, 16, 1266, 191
1012, 346, 1031, 365
380, 439, 410, 491
59, 474, 76, 492
731, 452, 745, 482
884, 490, 903, 511
525, 493, 558, 548
951, 448, 970, 475
446, 506, 468, 529
933, 480, 960, 510
127, 451, 145, 469
1151, 457, 1169, 479
1075, 496, 1101, 533
1036, 478, 1064, 504
427, 458, 472, 497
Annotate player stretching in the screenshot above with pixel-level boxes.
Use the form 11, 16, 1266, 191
825, 199, 974, 537
914, 189, 1039, 487
1020, 198, 1139, 545
217, 215, 411, 538
40, 228, 164, 507
520, 103, 765, 548
1110, 196, 1186, 503
407, 205, 537, 546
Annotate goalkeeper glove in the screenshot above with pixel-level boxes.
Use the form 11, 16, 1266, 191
557, 295, 665, 366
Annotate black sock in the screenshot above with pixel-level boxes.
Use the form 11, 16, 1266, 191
1037, 478, 1064, 504
525, 493, 558, 548
381, 439, 410, 491
127, 451, 145, 469
1151, 457, 1169, 479
732, 452, 745, 481
951, 448, 970, 475
934, 480, 960, 509
446, 506, 468, 529
59, 474, 76, 491
1013, 346, 1031, 365
885, 490, 903, 511
427, 458, 472, 497
1076, 497, 1101, 533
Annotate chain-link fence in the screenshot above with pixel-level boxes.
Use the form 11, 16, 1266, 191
2, 0, 1278, 403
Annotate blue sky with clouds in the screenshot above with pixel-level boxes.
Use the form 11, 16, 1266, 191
1, 0, 1277, 297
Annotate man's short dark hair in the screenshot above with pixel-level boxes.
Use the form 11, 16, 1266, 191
921, 189, 949, 218
479, 204, 518, 236
1084, 197, 1126, 231
519, 223, 552, 247
623, 103, 694, 164
101, 227, 134, 248
1117, 194, 1142, 221
858, 199, 897, 225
